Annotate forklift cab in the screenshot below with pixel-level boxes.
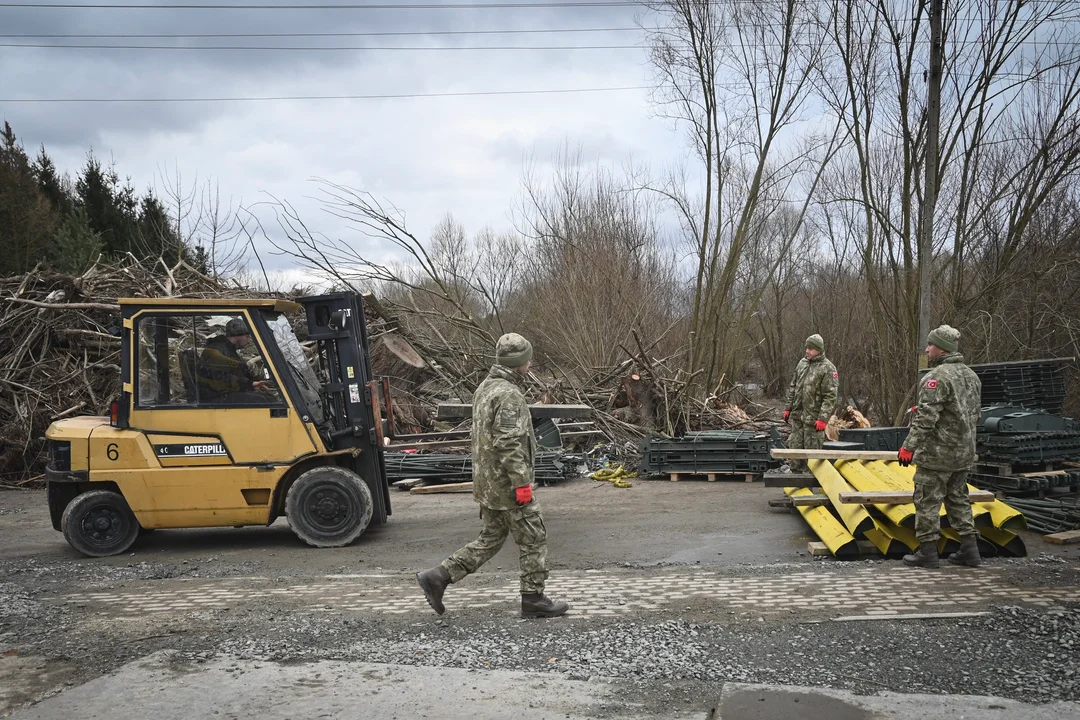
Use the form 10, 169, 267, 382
45, 293, 393, 557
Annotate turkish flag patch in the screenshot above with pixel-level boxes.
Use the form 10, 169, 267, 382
832, 372, 839, 378
926, 379, 938, 389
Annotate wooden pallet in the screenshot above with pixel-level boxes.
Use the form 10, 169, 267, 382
667, 471, 758, 483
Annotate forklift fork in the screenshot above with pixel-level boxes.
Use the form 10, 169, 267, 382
366, 378, 396, 446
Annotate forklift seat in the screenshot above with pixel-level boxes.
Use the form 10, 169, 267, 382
177, 346, 198, 403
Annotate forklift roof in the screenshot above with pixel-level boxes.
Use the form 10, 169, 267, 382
118, 297, 302, 313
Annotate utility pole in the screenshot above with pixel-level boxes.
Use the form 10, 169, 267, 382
917, 0, 943, 370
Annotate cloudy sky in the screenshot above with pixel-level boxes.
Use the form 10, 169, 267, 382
0, 0, 688, 282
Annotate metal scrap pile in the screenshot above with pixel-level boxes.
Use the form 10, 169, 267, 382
1004, 496, 1080, 534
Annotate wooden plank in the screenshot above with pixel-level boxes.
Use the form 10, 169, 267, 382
763, 472, 817, 488
1043, 529, 1080, 545
1018, 470, 1067, 478
436, 403, 593, 420
791, 494, 830, 507
855, 540, 884, 555
391, 478, 425, 490
410, 482, 473, 495
838, 490, 995, 504
808, 540, 883, 557
771, 449, 898, 461
768, 498, 794, 509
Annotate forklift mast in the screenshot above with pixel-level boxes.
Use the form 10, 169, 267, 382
301, 292, 391, 523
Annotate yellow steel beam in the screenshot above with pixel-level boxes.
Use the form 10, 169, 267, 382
864, 461, 954, 528
885, 462, 993, 527
978, 525, 1028, 557
808, 459, 875, 537
973, 491, 1027, 531
834, 460, 919, 529
864, 518, 915, 557
785, 486, 860, 558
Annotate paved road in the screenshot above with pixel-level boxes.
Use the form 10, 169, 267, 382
3, 480, 1080, 718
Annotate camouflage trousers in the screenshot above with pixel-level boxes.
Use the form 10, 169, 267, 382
787, 420, 824, 472
441, 502, 549, 594
913, 466, 977, 543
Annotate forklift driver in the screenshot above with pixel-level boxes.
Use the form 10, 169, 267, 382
197, 318, 272, 405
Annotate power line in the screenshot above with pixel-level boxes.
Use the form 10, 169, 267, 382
5, 38, 1079, 50
0, 26, 640, 38
0, 42, 641, 49
0, 1, 639, 8
0, 85, 652, 103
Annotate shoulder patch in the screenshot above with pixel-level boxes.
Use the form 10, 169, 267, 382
925, 379, 938, 389
498, 408, 518, 429
832, 371, 839, 378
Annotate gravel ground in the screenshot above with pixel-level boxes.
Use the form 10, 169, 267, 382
3, 559, 1079, 712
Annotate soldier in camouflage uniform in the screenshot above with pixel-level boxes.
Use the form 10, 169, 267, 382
415, 333, 569, 619
897, 325, 983, 568
197, 318, 271, 405
783, 334, 839, 472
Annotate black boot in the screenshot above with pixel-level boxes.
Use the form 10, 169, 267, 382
521, 593, 569, 619
948, 534, 983, 567
903, 541, 941, 568
416, 565, 451, 615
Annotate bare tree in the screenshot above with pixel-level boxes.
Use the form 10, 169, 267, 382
645, 0, 841, 392
198, 180, 247, 279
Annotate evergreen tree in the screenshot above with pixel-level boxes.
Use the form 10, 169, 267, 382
0, 122, 57, 275
51, 207, 103, 274
32, 145, 72, 216
75, 152, 138, 258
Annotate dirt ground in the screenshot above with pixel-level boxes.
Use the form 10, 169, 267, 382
2, 477, 1080, 718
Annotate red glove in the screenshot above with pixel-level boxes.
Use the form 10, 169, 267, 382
898, 447, 914, 466
783, 409, 790, 422
814, 419, 827, 432
514, 485, 533, 505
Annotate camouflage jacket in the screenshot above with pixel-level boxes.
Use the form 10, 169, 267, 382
785, 354, 839, 425
471, 364, 536, 510
902, 352, 981, 471
198, 336, 255, 397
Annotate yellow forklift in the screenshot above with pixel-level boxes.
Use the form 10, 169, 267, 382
44, 292, 394, 556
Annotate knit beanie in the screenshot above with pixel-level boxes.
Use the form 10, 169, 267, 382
805, 334, 825, 353
928, 325, 960, 353
496, 333, 533, 367
225, 318, 250, 337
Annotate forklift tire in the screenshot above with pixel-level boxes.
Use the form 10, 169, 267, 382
285, 466, 374, 548
60, 489, 140, 557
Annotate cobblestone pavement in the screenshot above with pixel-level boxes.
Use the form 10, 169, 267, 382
56, 564, 1080, 620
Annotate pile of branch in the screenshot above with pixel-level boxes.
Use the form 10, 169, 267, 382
825, 405, 872, 441
524, 329, 775, 449
0, 256, 239, 486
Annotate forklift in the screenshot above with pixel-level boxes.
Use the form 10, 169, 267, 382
44, 292, 394, 557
